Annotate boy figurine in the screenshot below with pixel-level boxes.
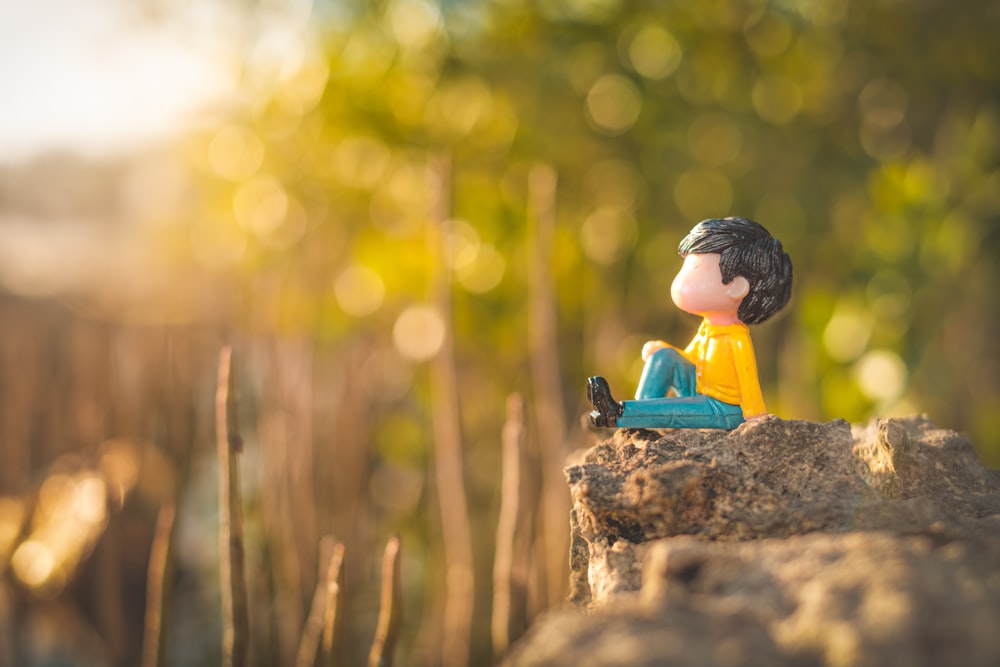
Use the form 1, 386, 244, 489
587, 216, 792, 429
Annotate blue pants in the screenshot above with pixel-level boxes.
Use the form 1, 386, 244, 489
617, 347, 744, 429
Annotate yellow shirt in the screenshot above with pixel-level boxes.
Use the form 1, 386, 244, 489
680, 320, 766, 419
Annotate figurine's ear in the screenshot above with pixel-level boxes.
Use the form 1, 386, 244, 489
726, 276, 750, 301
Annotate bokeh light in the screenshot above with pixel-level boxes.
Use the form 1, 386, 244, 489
332, 136, 393, 190
385, 0, 443, 50
209, 126, 265, 181
752, 73, 803, 125
393, 304, 446, 361
855, 349, 908, 401
335, 265, 386, 317
233, 178, 289, 237
626, 25, 682, 79
10, 469, 109, 597
824, 303, 872, 363
586, 74, 643, 134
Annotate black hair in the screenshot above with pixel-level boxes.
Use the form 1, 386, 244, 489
678, 217, 793, 324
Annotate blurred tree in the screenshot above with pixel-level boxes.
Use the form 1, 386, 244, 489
141, 0, 1000, 661
179, 0, 1000, 444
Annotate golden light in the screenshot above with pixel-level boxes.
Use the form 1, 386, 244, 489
385, 0, 442, 50
335, 265, 386, 317
854, 350, 908, 401
11, 540, 57, 590
752, 74, 803, 125
36, 473, 75, 523
11, 471, 108, 596
0, 1, 241, 162
823, 304, 872, 363
268, 49, 330, 121
209, 125, 265, 181
456, 243, 506, 294
444, 220, 506, 292
586, 74, 642, 135
393, 305, 446, 361
73, 474, 108, 525
628, 25, 682, 80
332, 136, 392, 190
370, 159, 430, 238
233, 178, 290, 237
424, 77, 495, 138
190, 218, 248, 267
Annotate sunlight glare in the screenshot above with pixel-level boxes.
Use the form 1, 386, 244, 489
11, 540, 57, 590
0, 0, 241, 162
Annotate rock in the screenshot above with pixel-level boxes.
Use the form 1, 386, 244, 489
503, 415, 1000, 667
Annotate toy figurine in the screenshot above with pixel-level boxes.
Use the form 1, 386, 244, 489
587, 217, 792, 429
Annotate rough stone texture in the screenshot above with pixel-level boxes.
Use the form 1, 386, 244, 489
504, 415, 1000, 667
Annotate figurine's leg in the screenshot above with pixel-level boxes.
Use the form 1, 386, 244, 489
635, 347, 697, 400
618, 395, 744, 429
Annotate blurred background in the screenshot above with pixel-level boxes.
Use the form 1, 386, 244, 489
1, 0, 999, 665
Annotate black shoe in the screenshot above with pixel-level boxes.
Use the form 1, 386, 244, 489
587, 376, 622, 428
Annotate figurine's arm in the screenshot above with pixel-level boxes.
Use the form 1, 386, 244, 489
731, 335, 767, 419
642, 322, 706, 363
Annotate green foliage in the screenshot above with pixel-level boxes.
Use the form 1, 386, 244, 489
171, 0, 1000, 441
170, 0, 1000, 464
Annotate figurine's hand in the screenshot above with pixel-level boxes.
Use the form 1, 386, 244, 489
641, 340, 669, 362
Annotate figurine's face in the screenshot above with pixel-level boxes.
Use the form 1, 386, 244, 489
670, 253, 749, 324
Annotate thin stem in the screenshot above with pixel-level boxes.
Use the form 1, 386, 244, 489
492, 393, 524, 657
141, 502, 177, 667
426, 153, 474, 667
321, 542, 346, 667
367, 535, 402, 667
527, 163, 569, 609
217, 346, 249, 667
296, 537, 341, 667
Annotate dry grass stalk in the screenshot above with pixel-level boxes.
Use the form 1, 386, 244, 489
295, 536, 342, 667
492, 393, 524, 656
0, 575, 14, 667
141, 501, 177, 667
527, 163, 570, 609
368, 535, 402, 667
321, 542, 347, 667
427, 153, 475, 667
216, 346, 250, 667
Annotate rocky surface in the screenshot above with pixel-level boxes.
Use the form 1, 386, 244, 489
503, 415, 1000, 667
